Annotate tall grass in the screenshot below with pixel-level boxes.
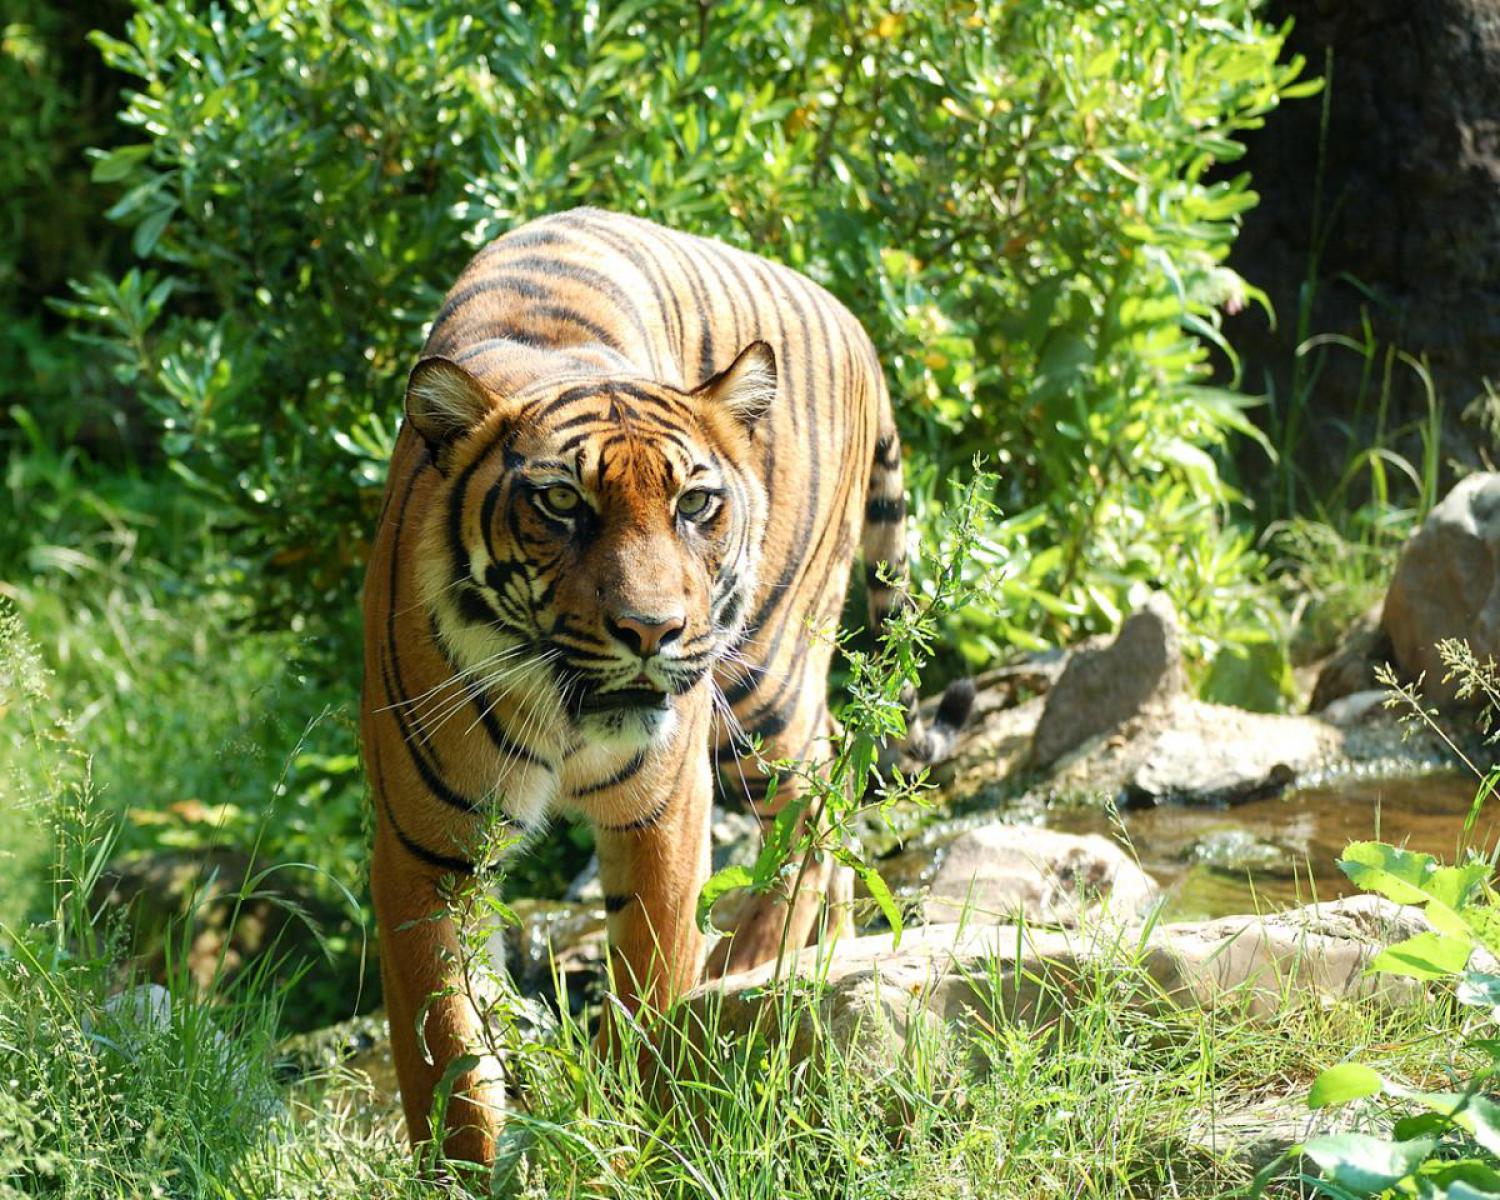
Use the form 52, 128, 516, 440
0, 598, 1470, 1197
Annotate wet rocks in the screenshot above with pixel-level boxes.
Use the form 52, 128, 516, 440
1382, 472, 1500, 706
505, 899, 608, 1013
1181, 828, 1297, 877
1030, 593, 1185, 769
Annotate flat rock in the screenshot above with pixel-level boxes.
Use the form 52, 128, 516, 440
690, 895, 1426, 1067
1043, 696, 1343, 807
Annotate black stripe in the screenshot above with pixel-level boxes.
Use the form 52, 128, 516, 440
370, 744, 478, 875
380, 659, 490, 813
598, 793, 672, 833
431, 274, 551, 331
575, 751, 647, 798
866, 496, 905, 524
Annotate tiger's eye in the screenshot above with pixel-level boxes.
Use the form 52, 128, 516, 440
677, 489, 714, 520
538, 485, 581, 518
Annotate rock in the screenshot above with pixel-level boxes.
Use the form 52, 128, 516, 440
1383, 474, 1500, 706
1121, 703, 1340, 806
921, 694, 1047, 816
885, 822, 1159, 928
1318, 689, 1392, 728
1030, 594, 1185, 769
1040, 696, 1342, 808
505, 898, 608, 1012
1185, 1090, 1370, 1175
1309, 606, 1393, 713
1182, 828, 1297, 877
91, 850, 347, 1013
690, 896, 1427, 1069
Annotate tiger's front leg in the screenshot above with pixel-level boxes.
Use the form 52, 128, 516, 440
590, 742, 713, 1048
370, 824, 505, 1164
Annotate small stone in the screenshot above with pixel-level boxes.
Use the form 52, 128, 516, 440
1318, 689, 1392, 728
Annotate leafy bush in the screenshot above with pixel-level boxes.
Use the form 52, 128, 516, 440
70, 0, 1309, 680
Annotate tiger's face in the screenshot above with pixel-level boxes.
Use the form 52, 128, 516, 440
407, 344, 773, 754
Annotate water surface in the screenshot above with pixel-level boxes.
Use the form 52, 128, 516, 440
1048, 772, 1490, 920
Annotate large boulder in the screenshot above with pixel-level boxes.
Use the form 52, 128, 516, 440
1382, 473, 1500, 705
690, 896, 1427, 1068
1029, 593, 1185, 769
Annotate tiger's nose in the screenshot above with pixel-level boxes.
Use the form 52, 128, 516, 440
606, 610, 686, 657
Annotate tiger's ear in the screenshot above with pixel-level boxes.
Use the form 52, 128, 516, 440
692, 341, 776, 433
404, 356, 498, 461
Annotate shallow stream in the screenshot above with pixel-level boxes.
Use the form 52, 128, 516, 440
1049, 772, 1489, 920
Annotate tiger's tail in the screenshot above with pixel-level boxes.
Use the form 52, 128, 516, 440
863, 396, 975, 772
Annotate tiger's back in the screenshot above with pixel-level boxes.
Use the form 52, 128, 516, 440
360, 208, 908, 1161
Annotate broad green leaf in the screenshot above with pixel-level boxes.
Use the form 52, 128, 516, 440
1300, 1133, 1434, 1191
1431, 1159, 1500, 1195
1370, 931, 1473, 980
1339, 842, 1439, 905
1308, 1064, 1383, 1109
1462, 907, 1500, 958
834, 848, 902, 949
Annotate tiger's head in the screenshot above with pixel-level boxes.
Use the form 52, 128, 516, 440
405, 343, 773, 754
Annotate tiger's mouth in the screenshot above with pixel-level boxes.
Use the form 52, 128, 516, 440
573, 687, 672, 716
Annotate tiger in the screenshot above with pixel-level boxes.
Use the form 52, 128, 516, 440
359, 207, 968, 1163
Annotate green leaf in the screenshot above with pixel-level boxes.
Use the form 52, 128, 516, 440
696, 865, 754, 934
1403, 1089, 1500, 1156
132, 206, 175, 258
834, 848, 902, 949
1370, 931, 1472, 980
1308, 1064, 1384, 1109
1339, 842, 1439, 905
90, 144, 152, 183
1300, 1133, 1434, 1191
